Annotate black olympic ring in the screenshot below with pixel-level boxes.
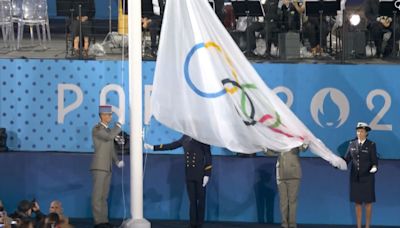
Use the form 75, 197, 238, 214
221, 78, 257, 126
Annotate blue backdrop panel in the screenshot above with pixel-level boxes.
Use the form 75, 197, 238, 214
0, 152, 399, 226
1, 59, 400, 159
0, 59, 130, 152
251, 63, 400, 159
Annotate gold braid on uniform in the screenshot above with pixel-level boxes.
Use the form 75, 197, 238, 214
204, 165, 212, 171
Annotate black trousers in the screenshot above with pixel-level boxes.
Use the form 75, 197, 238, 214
186, 180, 206, 228
303, 17, 329, 48
368, 21, 400, 56
246, 21, 278, 52
70, 19, 93, 38
148, 17, 161, 52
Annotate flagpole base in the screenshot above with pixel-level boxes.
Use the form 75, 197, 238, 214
120, 218, 151, 228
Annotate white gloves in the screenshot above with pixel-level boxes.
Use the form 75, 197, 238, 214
117, 160, 124, 168
301, 143, 309, 151
301, 139, 310, 150
114, 135, 125, 145
144, 143, 154, 150
202, 176, 209, 187
369, 165, 378, 173
263, 148, 274, 156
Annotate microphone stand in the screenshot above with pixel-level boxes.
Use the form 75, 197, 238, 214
392, 11, 397, 57
79, 4, 83, 59
66, 8, 75, 58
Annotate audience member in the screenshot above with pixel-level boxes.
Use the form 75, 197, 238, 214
245, 0, 280, 57
42, 213, 60, 228
18, 220, 34, 228
0, 200, 12, 228
48, 201, 69, 225
364, 0, 400, 57
68, 0, 96, 58
142, 0, 165, 57
279, 0, 304, 32
302, 0, 330, 55
9, 200, 45, 227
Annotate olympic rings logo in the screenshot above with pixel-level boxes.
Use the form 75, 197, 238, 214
183, 42, 302, 140
395, 0, 400, 10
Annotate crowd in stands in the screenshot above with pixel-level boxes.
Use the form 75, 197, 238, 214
0, 200, 71, 228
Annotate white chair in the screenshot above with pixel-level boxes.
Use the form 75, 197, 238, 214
0, 0, 15, 50
41, 0, 51, 41
15, 0, 49, 49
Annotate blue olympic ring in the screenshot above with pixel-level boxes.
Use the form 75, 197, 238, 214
184, 43, 227, 98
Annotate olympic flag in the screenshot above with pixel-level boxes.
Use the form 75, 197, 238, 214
151, 0, 347, 170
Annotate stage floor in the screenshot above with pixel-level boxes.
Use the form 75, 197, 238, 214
70, 219, 396, 228
1, 35, 399, 65
0, 34, 127, 61
1, 152, 399, 226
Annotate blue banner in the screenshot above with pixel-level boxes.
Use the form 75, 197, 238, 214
0, 59, 399, 158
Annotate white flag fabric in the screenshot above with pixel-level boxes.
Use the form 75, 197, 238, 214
151, 0, 347, 170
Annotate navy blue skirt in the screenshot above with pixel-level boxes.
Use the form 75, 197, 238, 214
350, 174, 376, 203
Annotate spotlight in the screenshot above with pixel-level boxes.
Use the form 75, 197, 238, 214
349, 14, 361, 26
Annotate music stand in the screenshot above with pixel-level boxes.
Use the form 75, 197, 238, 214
306, 0, 340, 54
379, 0, 400, 57
56, 0, 73, 58
78, 5, 83, 59
102, 0, 126, 54
231, 0, 265, 54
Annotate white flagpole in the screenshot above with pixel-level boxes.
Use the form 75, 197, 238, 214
124, 0, 150, 227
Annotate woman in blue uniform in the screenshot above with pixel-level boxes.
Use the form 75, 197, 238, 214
344, 122, 378, 228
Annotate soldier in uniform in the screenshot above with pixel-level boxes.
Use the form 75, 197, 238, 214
265, 143, 308, 228
145, 135, 212, 228
344, 122, 378, 228
91, 105, 124, 228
